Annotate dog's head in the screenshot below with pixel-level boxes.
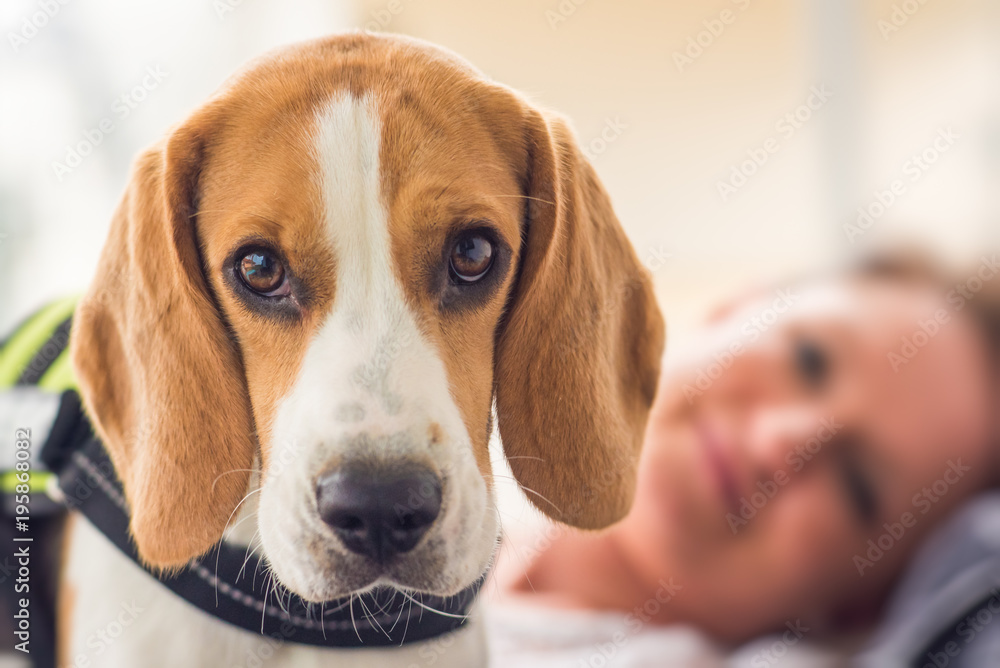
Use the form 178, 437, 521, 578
69, 33, 664, 601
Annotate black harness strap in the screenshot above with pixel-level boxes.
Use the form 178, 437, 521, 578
39, 392, 481, 649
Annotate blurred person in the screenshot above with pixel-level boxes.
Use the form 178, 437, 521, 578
488, 250, 1000, 667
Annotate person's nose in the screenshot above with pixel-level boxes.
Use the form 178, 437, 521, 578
744, 407, 838, 478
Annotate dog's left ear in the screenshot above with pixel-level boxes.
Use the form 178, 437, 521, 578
495, 106, 665, 529
70, 112, 258, 569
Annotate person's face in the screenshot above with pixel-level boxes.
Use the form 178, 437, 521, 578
623, 277, 995, 641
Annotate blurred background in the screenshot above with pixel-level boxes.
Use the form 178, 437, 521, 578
3, 0, 999, 540
2, 0, 999, 335
1, 1, 999, 664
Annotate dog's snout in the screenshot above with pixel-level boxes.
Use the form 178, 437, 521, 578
315, 466, 442, 562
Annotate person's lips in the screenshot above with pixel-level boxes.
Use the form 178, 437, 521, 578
696, 419, 743, 516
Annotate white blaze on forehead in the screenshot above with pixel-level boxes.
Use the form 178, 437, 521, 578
315, 93, 391, 312
290, 92, 465, 442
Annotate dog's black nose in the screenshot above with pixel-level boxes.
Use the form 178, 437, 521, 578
316, 466, 442, 562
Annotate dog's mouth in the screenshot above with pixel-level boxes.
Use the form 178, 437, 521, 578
209, 527, 485, 645
254, 561, 486, 647
261, 531, 490, 605
255, 471, 498, 604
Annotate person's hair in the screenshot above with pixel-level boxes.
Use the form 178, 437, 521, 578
850, 247, 1000, 484
850, 248, 1000, 369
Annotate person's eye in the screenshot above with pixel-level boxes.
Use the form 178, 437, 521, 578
794, 338, 829, 390
238, 249, 290, 297
836, 446, 879, 525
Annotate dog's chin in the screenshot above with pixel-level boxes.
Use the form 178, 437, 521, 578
262, 541, 496, 604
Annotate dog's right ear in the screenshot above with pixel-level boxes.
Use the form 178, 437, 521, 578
493, 105, 665, 530
70, 118, 258, 569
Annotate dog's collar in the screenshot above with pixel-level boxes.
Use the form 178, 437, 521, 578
38, 388, 482, 648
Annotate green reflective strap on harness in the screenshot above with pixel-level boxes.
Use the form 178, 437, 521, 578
0, 295, 79, 389
0, 470, 50, 493
0, 297, 80, 496
37, 349, 76, 392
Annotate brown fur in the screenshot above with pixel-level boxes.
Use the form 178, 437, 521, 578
494, 108, 665, 528
56, 514, 77, 668
70, 33, 665, 568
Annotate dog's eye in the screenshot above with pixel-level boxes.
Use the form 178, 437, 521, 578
238, 250, 288, 296
449, 233, 493, 284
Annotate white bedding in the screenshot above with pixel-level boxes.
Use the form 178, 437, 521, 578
483, 602, 848, 667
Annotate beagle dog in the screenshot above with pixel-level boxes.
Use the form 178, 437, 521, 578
63, 32, 664, 666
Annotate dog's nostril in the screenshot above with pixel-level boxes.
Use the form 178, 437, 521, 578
315, 466, 442, 563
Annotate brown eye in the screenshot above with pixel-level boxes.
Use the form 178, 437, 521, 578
239, 250, 288, 295
449, 234, 493, 283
